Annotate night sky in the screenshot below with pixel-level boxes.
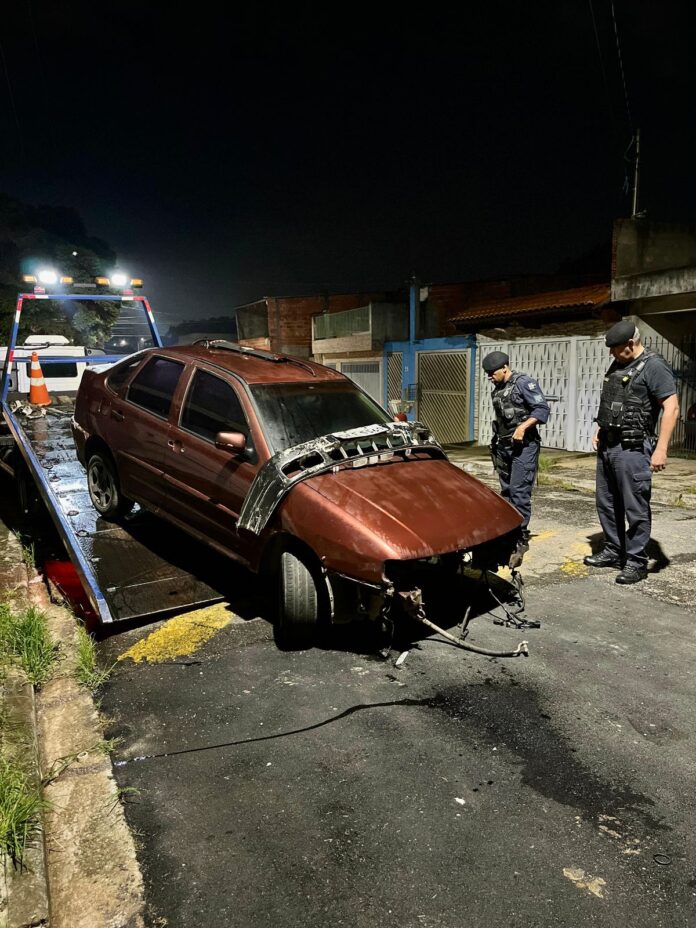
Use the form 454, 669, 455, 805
2, 1, 694, 322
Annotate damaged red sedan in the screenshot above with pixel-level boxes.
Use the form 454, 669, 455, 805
71, 341, 523, 647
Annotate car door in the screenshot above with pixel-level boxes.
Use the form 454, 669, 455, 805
109, 355, 185, 509
163, 367, 258, 554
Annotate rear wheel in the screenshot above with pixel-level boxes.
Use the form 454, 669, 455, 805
87, 451, 133, 520
275, 550, 321, 650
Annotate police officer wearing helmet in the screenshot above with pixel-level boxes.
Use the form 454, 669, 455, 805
482, 351, 550, 553
584, 320, 680, 584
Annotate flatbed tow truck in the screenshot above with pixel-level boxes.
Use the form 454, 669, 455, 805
1, 281, 227, 625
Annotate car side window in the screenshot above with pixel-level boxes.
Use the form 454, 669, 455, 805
127, 357, 184, 418
106, 357, 144, 394
181, 369, 249, 443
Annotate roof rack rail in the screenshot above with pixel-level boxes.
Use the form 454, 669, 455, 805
193, 339, 317, 375
193, 339, 283, 362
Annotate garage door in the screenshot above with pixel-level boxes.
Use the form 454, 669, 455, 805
341, 361, 383, 405
417, 350, 471, 444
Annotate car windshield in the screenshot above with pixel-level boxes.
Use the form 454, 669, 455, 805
251, 382, 393, 453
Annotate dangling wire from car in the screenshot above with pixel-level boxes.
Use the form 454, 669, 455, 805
397, 589, 529, 659
484, 568, 540, 630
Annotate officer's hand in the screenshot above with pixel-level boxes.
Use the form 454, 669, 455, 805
650, 448, 668, 472
591, 430, 600, 452
512, 426, 526, 443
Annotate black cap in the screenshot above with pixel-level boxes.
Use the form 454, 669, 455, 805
605, 320, 637, 347
482, 350, 509, 373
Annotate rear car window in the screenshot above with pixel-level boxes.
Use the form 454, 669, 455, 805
26, 361, 78, 379
181, 370, 248, 442
127, 357, 184, 418
106, 356, 144, 393
251, 382, 391, 452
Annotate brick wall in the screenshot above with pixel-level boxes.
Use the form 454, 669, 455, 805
263, 292, 386, 356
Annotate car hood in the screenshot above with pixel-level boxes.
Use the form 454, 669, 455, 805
305, 456, 521, 558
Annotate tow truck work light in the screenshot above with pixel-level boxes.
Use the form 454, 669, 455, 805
20, 270, 143, 292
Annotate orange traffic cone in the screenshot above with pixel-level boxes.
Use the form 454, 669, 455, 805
29, 352, 52, 406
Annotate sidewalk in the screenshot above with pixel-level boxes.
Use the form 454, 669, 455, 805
445, 444, 696, 509
0, 499, 146, 928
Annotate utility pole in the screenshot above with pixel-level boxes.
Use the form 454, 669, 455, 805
631, 127, 641, 218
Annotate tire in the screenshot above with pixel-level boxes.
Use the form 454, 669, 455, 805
275, 550, 321, 650
87, 451, 134, 520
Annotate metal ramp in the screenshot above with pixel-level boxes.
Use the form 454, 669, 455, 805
4, 395, 227, 624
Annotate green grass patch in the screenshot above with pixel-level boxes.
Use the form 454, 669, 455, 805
75, 625, 113, 691
0, 602, 58, 687
11, 531, 35, 570
537, 454, 561, 474
683, 486, 696, 495
0, 755, 50, 867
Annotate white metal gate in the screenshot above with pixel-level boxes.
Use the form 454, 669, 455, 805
477, 336, 607, 452
340, 360, 383, 405
417, 349, 471, 444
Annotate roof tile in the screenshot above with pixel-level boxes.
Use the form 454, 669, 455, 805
449, 284, 610, 322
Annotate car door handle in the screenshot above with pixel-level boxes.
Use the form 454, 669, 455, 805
167, 439, 184, 453
111, 409, 125, 422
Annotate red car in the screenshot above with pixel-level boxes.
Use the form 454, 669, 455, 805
71, 341, 522, 646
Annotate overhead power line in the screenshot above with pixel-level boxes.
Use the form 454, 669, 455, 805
588, 0, 618, 134
609, 0, 633, 131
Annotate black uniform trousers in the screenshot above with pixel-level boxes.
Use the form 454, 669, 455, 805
495, 440, 540, 532
596, 433, 654, 568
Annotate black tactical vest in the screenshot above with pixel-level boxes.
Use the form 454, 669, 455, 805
596, 350, 658, 447
492, 373, 529, 440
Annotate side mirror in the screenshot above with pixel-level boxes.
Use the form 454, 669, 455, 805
215, 431, 247, 453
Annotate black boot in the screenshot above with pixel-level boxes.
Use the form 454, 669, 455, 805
583, 549, 623, 568
616, 565, 648, 584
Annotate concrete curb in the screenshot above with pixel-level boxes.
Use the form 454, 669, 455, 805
0, 544, 50, 928
26, 579, 146, 928
1, 673, 50, 928
458, 459, 696, 509
1, 517, 146, 928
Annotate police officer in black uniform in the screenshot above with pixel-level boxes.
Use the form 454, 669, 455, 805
482, 351, 550, 553
584, 320, 680, 584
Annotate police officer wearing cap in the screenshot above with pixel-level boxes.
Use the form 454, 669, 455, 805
584, 320, 679, 584
482, 351, 550, 551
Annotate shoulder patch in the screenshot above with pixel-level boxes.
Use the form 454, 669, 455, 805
528, 381, 537, 389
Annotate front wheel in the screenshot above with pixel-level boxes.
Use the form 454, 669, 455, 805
87, 451, 133, 521
275, 550, 321, 650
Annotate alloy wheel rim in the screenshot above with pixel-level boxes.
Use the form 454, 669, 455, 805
89, 462, 113, 510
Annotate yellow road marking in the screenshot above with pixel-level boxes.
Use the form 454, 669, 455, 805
118, 602, 236, 663
532, 530, 558, 542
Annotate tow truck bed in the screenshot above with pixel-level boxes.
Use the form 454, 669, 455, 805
3, 394, 226, 623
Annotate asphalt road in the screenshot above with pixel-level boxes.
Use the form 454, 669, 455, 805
99, 487, 696, 928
